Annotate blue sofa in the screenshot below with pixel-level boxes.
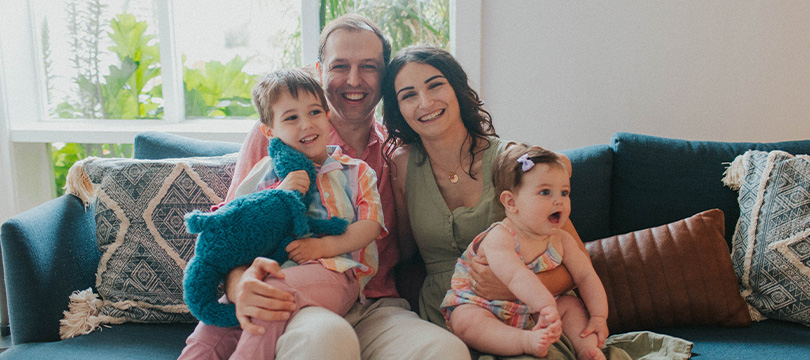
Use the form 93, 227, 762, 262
1, 131, 808, 359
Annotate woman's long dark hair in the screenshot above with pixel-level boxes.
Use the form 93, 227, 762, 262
382, 45, 497, 179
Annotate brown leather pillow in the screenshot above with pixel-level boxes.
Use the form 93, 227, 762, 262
585, 209, 750, 333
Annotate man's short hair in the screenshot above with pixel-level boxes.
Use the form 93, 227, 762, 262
318, 14, 391, 66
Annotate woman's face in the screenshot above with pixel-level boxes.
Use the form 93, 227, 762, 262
393, 62, 463, 141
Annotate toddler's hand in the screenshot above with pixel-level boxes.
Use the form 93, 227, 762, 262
286, 237, 329, 264
581, 316, 609, 348
533, 305, 562, 343
277, 170, 309, 194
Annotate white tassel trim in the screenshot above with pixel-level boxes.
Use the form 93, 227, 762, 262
64, 157, 99, 208
722, 153, 748, 190
59, 288, 107, 339
747, 304, 767, 322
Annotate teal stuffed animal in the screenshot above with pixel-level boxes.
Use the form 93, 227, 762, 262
183, 138, 349, 327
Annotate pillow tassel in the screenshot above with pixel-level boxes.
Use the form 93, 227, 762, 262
59, 288, 105, 340
722, 153, 747, 190
64, 157, 99, 208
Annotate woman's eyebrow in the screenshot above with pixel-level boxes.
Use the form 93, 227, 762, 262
425, 75, 444, 83
396, 86, 414, 96
397, 75, 446, 96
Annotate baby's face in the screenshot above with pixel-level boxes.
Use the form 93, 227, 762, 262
268, 90, 330, 165
511, 163, 571, 235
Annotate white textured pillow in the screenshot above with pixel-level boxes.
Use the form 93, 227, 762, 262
723, 150, 810, 325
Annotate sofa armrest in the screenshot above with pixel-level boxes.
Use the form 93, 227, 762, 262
1, 195, 99, 345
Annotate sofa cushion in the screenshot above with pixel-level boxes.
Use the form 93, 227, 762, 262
609, 132, 810, 247
561, 144, 613, 242
653, 320, 810, 360
63, 154, 236, 328
724, 150, 810, 326
585, 209, 750, 333
134, 131, 241, 160
0, 323, 194, 360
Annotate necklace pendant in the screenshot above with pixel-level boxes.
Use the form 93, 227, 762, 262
449, 173, 459, 183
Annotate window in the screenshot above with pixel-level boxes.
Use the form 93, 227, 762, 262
1, 0, 478, 340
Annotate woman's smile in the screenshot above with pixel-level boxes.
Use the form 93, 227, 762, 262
419, 109, 445, 122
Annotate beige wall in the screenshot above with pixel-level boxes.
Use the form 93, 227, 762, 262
478, 1, 810, 151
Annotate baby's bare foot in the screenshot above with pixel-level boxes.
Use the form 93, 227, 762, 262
521, 329, 552, 358
577, 347, 606, 360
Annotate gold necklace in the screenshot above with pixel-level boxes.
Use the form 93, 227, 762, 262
430, 157, 463, 184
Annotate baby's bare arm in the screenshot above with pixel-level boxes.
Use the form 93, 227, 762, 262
559, 231, 608, 319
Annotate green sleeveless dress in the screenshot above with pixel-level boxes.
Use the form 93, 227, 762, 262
406, 137, 507, 326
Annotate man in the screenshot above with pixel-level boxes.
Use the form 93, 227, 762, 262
183, 14, 470, 360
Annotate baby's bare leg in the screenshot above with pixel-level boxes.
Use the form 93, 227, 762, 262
450, 304, 553, 358
556, 295, 606, 360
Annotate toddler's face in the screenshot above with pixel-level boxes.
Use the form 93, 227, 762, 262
510, 163, 571, 236
267, 90, 330, 164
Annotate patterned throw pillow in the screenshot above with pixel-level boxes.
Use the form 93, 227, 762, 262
723, 150, 810, 325
64, 154, 236, 327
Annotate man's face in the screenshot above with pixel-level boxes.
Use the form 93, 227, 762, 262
319, 29, 385, 125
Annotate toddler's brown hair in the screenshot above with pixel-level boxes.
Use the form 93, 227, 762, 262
251, 67, 328, 127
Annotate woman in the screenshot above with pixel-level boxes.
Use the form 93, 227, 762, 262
382, 44, 591, 359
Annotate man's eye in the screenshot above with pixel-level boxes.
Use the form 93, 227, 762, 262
362, 64, 377, 70
332, 64, 347, 70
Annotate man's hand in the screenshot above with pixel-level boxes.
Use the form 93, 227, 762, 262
286, 237, 331, 264
468, 256, 517, 301
227, 257, 297, 335
276, 170, 309, 194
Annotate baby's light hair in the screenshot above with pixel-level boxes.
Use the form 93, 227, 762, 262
251, 67, 328, 127
493, 143, 567, 210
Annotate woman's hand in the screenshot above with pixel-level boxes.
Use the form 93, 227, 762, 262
468, 256, 518, 301
277, 170, 310, 194
225, 257, 297, 335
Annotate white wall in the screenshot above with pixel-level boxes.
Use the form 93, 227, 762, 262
479, 1, 810, 151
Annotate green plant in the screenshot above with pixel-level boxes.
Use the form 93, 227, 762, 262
320, 0, 450, 54
51, 143, 133, 197
184, 56, 256, 117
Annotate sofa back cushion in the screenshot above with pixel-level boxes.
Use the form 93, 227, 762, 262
610, 132, 810, 246
561, 144, 614, 242
134, 131, 242, 159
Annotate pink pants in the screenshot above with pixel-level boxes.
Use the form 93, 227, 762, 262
178, 263, 359, 360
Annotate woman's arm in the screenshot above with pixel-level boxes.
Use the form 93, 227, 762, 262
480, 226, 557, 311
389, 146, 418, 262
469, 219, 587, 299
